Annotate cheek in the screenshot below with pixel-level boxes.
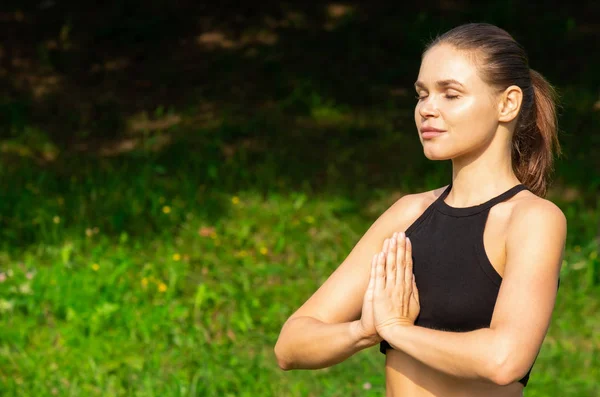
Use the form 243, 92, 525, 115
414, 105, 420, 125
444, 97, 478, 123
420, 99, 497, 160
447, 106, 498, 161
444, 98, 497, 134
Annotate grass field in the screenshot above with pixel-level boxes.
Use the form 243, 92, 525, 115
0, 98, 599, 396
1, 4, 599, 395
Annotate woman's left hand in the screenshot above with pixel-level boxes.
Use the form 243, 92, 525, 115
372, 231, 420, 338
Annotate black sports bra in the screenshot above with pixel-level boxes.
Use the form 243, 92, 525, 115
379, 182, 558, 387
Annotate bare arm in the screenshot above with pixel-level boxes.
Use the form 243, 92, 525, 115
379, 199, 567, 385
275, 317, 374, 370
274, 194, 425, 370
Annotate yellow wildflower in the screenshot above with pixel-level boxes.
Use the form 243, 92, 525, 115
162, 206, 171, 214
260, 247, 268, 255
305, 215, 315, 224
53, 216, 61, 224
91, 263, 100, 271
158, 282, 167, 292
231, 196, 240, 205
141, 278, 148, 287
172, 253, 181, 261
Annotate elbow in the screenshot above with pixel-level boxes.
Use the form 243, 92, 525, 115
488, 350, 529, 386
276, 357, 293, 371
490, 364, 527, 387
489, 365, 516, 386
274, 341, 293, 371
274, 321, 296, 371
274, 316, 316, 371
274, 317, 304, 371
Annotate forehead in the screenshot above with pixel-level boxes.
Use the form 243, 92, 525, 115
418, 44, 483, 87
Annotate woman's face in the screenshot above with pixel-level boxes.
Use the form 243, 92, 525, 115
414, 44, 500, 160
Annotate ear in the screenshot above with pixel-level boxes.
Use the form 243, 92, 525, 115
497, 85, 523, 123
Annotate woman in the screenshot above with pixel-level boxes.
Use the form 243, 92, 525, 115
274, 22, 567, 396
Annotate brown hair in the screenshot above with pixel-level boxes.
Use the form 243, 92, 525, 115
424, 23, 561, 197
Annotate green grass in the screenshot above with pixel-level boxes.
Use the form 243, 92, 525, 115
0, 5, 598, 397
0, 8, 599, 390
0, 109, 599, 396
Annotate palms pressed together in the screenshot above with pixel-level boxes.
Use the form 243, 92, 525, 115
357, 231, 420, 343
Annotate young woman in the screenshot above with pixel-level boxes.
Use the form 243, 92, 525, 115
274, 23, 567, 396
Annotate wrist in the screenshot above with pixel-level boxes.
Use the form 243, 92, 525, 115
350, 321, 382, 347
376, 320, 413, 342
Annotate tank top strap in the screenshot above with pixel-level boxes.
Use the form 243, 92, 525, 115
434, 182, 529, 217
436, 183, 453, 201
483, 183, 529, 208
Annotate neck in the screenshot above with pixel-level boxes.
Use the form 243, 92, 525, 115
447, 132, 521, 207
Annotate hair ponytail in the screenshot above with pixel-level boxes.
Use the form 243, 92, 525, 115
426, 23, 562, 197
511, 69, 561, 197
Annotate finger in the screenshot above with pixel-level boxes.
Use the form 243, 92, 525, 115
374, 252, 386, 295
366, 254, 377, 294
412, 277, 420, 303
396, 232, 406, 286
404, 236, 413, 289
386, 234, 397, 289
383, 238, 389, 253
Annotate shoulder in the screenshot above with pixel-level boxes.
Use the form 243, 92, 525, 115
396, 184, 448, 208
507, 193, 567, 244
388, 184, 449, 225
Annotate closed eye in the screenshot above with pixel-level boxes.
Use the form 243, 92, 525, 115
415, 94, 459, 101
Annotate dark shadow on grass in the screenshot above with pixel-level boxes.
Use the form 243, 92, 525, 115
0, 1, 598, 249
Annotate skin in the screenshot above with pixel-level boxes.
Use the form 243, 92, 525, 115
274, 43, 567, 397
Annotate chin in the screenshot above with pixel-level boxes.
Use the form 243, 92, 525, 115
423, 146, 453, 161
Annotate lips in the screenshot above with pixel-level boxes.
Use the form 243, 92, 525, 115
420, 126, 446, 139
420, 126, 446, 133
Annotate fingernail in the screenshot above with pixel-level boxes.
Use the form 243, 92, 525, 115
400, 231, 405, 238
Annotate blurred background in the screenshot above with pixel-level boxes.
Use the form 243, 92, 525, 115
0, 1, 598, 396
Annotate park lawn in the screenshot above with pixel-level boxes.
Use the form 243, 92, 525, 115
0, 139, 598, 396
0, 3, 599, 395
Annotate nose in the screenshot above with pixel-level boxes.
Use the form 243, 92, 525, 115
418, 96, 440, 119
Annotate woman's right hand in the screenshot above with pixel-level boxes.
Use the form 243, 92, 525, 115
354, 239, 391, 345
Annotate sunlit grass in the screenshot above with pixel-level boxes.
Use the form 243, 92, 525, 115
0, 79, 599, 396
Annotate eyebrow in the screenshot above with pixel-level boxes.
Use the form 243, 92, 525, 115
414, 79, 465, 90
